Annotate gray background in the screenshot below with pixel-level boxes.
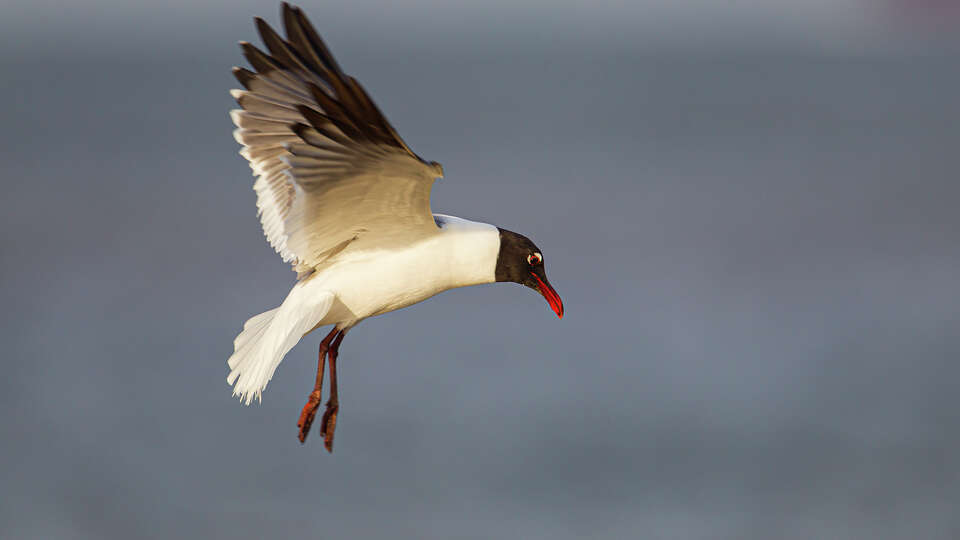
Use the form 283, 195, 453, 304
2, 1, 959, 538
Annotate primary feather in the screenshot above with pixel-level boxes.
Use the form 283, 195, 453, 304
230, 2, 444, 277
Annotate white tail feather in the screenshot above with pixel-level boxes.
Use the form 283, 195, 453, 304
227, 281, 336, 405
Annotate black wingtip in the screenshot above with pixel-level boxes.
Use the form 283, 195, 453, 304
232, 66, 256, 89
240, 41, 281, 74
253, 16, 279, 47
284, 2, 344, 75
236, 3, 415, 157
253, 18, 273, 42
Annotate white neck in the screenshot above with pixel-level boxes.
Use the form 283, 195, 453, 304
433, 214, 500, 289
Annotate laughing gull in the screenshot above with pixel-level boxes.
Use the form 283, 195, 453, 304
227, 3, 563, 452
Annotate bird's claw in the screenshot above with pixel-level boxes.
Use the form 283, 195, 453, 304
297, 391, 323, 443
320, 401, 339, 453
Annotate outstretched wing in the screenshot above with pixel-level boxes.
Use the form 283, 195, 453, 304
230, 2, 444, 276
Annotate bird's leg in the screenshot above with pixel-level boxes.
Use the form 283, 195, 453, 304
320, 329, 347, 453
297, 326, 340, 444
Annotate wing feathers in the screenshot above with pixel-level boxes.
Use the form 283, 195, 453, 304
233, 67, 313, 103
230, 110, 294, 132
231, 90, 303, 120
240, 145, 286, 166
230, 3, 442, 272
282, 4, 344, 74
240, 41, 285, 76
255, 17, 318, 82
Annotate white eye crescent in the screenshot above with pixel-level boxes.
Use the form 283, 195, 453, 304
527, 252, 542, 265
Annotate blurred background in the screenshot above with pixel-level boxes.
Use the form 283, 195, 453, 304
2, 1, 958, 538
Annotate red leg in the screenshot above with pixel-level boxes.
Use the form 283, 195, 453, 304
320, 329, 347, 453
297, 326, 340, 444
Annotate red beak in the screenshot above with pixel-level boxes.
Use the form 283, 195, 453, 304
530, 272, 564, 319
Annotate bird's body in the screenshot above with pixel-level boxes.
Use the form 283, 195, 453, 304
227, 3, 562, 451
318, 216, 500, 323
227, 216, 499, 404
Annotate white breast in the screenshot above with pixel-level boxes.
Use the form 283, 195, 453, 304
311, 216, 500, 326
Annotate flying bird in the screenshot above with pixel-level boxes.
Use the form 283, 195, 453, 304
227, 3, 564, 452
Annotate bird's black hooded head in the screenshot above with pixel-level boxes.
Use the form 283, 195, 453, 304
495, 228, 564, 318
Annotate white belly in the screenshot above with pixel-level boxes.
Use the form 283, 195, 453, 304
307, 217, 500, 327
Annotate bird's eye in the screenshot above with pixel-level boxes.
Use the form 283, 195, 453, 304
527, 252, 542, 265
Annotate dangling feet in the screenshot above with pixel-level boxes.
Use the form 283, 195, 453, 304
297, 327, 339, 443
319, 330, 346, 452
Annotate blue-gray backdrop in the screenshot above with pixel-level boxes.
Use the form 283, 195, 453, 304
2, 1, 958, 538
